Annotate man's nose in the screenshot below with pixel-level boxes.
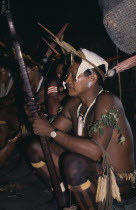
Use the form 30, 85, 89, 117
65, 74, 72, 83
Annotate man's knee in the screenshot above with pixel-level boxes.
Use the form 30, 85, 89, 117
61, 153, 97, 186
26, 135, 43, 162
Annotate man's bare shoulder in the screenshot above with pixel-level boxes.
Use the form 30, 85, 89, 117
95, 91, 124, 113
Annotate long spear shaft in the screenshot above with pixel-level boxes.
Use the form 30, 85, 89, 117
2, 4, 66, 209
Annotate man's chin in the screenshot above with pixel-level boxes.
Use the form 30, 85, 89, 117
68, 90, 77, 97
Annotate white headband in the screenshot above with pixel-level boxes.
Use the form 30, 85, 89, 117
76, 49, 108, 80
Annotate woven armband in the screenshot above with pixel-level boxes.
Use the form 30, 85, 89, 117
47, 86, 58, 95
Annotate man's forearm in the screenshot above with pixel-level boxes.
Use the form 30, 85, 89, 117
48, 129, 102, 160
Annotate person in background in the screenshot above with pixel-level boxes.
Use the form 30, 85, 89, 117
46, 61, 67, 122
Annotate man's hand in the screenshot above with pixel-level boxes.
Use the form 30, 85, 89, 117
32, 117, 53, 137
8, 131, 21, 147
0, 131, 21, 164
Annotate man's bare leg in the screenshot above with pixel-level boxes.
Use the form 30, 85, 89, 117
62, 153, 102, 210
26, 136, 65, 184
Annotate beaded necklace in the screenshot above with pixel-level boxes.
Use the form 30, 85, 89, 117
77, 89, 103, 136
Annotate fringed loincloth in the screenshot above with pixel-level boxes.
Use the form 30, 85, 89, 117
91, 138, 136, 210
116, 172, 135, 185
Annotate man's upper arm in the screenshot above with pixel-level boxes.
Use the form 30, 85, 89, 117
51, 101, 72, 133
90, 93, 117, 150
51, 97, 79, 133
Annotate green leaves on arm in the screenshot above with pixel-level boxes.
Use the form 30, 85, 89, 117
88, 108, 125, 144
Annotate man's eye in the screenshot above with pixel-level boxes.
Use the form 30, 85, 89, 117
72, 74, 76, 80
65, 74, 69, 79
65, 72, 76, 80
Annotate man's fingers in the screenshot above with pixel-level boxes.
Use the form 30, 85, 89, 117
33, 120, 40, 127
31, 116, 41, 123
8, 131, 21, 142
33, 118, 47, 127
33, 127, 40, 136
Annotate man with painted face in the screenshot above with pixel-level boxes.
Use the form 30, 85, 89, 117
28, 49, 135, 210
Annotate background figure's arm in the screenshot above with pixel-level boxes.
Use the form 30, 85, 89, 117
46, 79, 61, 116
47, 95, 61, 116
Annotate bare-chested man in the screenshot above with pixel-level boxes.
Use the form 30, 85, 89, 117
23, 59, 47, 123
0, 57, 20, 156
0, 56, 57, 209
0, 56, 13, 97
28, 49, 135, 210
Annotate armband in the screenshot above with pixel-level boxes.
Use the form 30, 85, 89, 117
47, 86, 58, 95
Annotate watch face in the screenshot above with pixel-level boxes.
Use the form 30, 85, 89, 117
50, 131, 56, 138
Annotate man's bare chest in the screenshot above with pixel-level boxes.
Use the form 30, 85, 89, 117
71, 107, 94, 136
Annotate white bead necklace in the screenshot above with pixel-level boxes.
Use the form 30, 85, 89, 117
77, 89, 103, 136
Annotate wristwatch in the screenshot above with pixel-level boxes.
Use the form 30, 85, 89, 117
50, 128, 59, 138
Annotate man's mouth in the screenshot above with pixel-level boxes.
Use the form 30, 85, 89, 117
66, 85, 73, 89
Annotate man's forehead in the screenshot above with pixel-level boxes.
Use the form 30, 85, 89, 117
68, 62, 79, 73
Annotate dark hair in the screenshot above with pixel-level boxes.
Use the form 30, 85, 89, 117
73, 55, 82, 64
0, 56, 13, 69
25, 60, 43, 75
84, 64, 106, 87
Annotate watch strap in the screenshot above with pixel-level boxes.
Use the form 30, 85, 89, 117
52, 128, 59, 132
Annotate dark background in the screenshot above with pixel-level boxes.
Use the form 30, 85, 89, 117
0, 2, 135, 209
0, 0, 119, 59
0, 0, 136, 127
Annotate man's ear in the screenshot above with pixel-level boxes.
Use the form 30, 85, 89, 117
88, 73, 98, 82
32, 66, 39, 72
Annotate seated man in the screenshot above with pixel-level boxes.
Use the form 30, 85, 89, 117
0, 59, 56, 209
23, 59, 47, 122
0, 56, 14, 100
28, 49, 135, 210
25, 59, 45, 106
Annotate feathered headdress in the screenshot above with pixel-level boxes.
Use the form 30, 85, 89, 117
38, 24, 108, 80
